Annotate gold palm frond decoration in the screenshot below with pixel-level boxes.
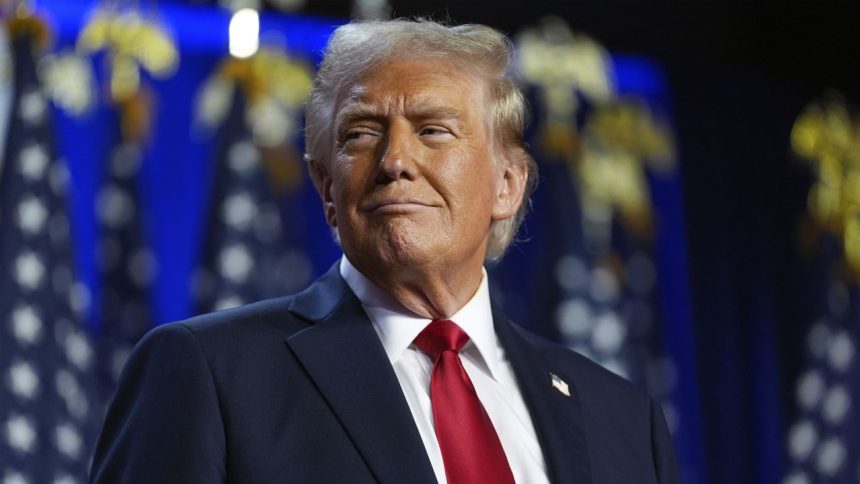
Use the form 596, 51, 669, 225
5, 3, 98, 116
217, 46, 311, 109
75, 7, 178, 142
196, 45, 313, 192
516, 17, 678, 245
792, 93, 860, 277
579, 100, 676, 238
77, 8, 178, 102
516, 16, 614, 162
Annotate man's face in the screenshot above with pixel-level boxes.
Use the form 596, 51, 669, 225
315, 56, 523, 275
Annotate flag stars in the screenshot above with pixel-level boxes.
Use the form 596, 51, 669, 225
807, 321, 831, 358
96, 185, 134, 228
223, 192, 257, 231
54, 423, 82, 460
219, 244, 254, 283
8, 360, 40, 399
11, 306, 43, 344
15, 252, 46, 290
821, 385, 851, 425
63, 330, 94, 371
788, 420, 818, 461
5, 414, 37, 453
827, 331, 854, 372
17, 197, 48, 235
591, 310, 626, 354
815, 437, 846, 476
557, 297, 593, 340
18, 143, 50, 181
55, 370, 88, 421
2, 470, 29, 484
796, 370, 825, 410
19, 90, 47, 125
228, 140, 260, 174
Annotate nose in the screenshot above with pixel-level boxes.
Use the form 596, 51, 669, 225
376, 122, 418, 183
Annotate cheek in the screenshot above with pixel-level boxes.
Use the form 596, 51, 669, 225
443, 167, 498, 223
330, 158, 363, 202
441, 144, 493, 182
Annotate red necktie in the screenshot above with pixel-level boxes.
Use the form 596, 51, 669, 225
414, 320, 515, 484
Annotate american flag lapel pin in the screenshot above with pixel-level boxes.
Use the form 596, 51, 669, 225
550, 372, 570, 397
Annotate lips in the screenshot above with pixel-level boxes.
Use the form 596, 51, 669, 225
362, 197, 436, 212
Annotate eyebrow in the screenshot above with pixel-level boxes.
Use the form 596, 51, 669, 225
334, 101, 382, 132
404, 97, 464, 121
334, 97, 466, 132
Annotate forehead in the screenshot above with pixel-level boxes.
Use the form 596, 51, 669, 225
335, 56, 489, 118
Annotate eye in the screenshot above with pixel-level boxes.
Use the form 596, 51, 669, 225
419, 126, 452, 138
341, 127, 378, 144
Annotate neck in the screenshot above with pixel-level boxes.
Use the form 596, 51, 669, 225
350, 255, 486, 320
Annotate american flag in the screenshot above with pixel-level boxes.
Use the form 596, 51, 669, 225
519, 96, 684, 442
93, 139, 153, 404
782, 241, 859, 484
532, 153, 680, 433
509, 22, 683, 436
194, 85, 311, 314
782, 96, 860, 484
0, 27, 99, 484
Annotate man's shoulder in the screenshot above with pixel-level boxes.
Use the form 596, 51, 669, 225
183, 295, 306, 332
140, 294, 311, 352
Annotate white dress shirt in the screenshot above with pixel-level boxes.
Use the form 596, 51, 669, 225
340, 257, 550, 484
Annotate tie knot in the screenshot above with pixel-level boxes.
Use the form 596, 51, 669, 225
414, 320, 469, 360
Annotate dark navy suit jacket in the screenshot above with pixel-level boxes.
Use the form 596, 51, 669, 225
90, 265, 680, 483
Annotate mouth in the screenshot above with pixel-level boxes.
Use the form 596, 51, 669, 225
362, 198, 437, 213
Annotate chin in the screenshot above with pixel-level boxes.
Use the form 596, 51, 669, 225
380, 232, 436, 267
361, 224, 440, 268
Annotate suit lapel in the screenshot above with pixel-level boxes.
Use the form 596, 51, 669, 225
493, 305, 593, 484
285, 266, 437, 484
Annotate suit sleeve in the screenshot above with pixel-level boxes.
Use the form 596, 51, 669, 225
90, 323, 227, 484
650, 397, 681, 484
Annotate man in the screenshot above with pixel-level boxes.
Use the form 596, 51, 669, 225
90, 19, 679, 484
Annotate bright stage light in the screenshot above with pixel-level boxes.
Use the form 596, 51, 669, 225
229, 8, 259, 58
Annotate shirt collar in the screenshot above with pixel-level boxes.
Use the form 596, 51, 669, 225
339, 256, 501, 379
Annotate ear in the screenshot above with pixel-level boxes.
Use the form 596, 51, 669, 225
309, 159, 337, 228
491, 152, 528, 222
